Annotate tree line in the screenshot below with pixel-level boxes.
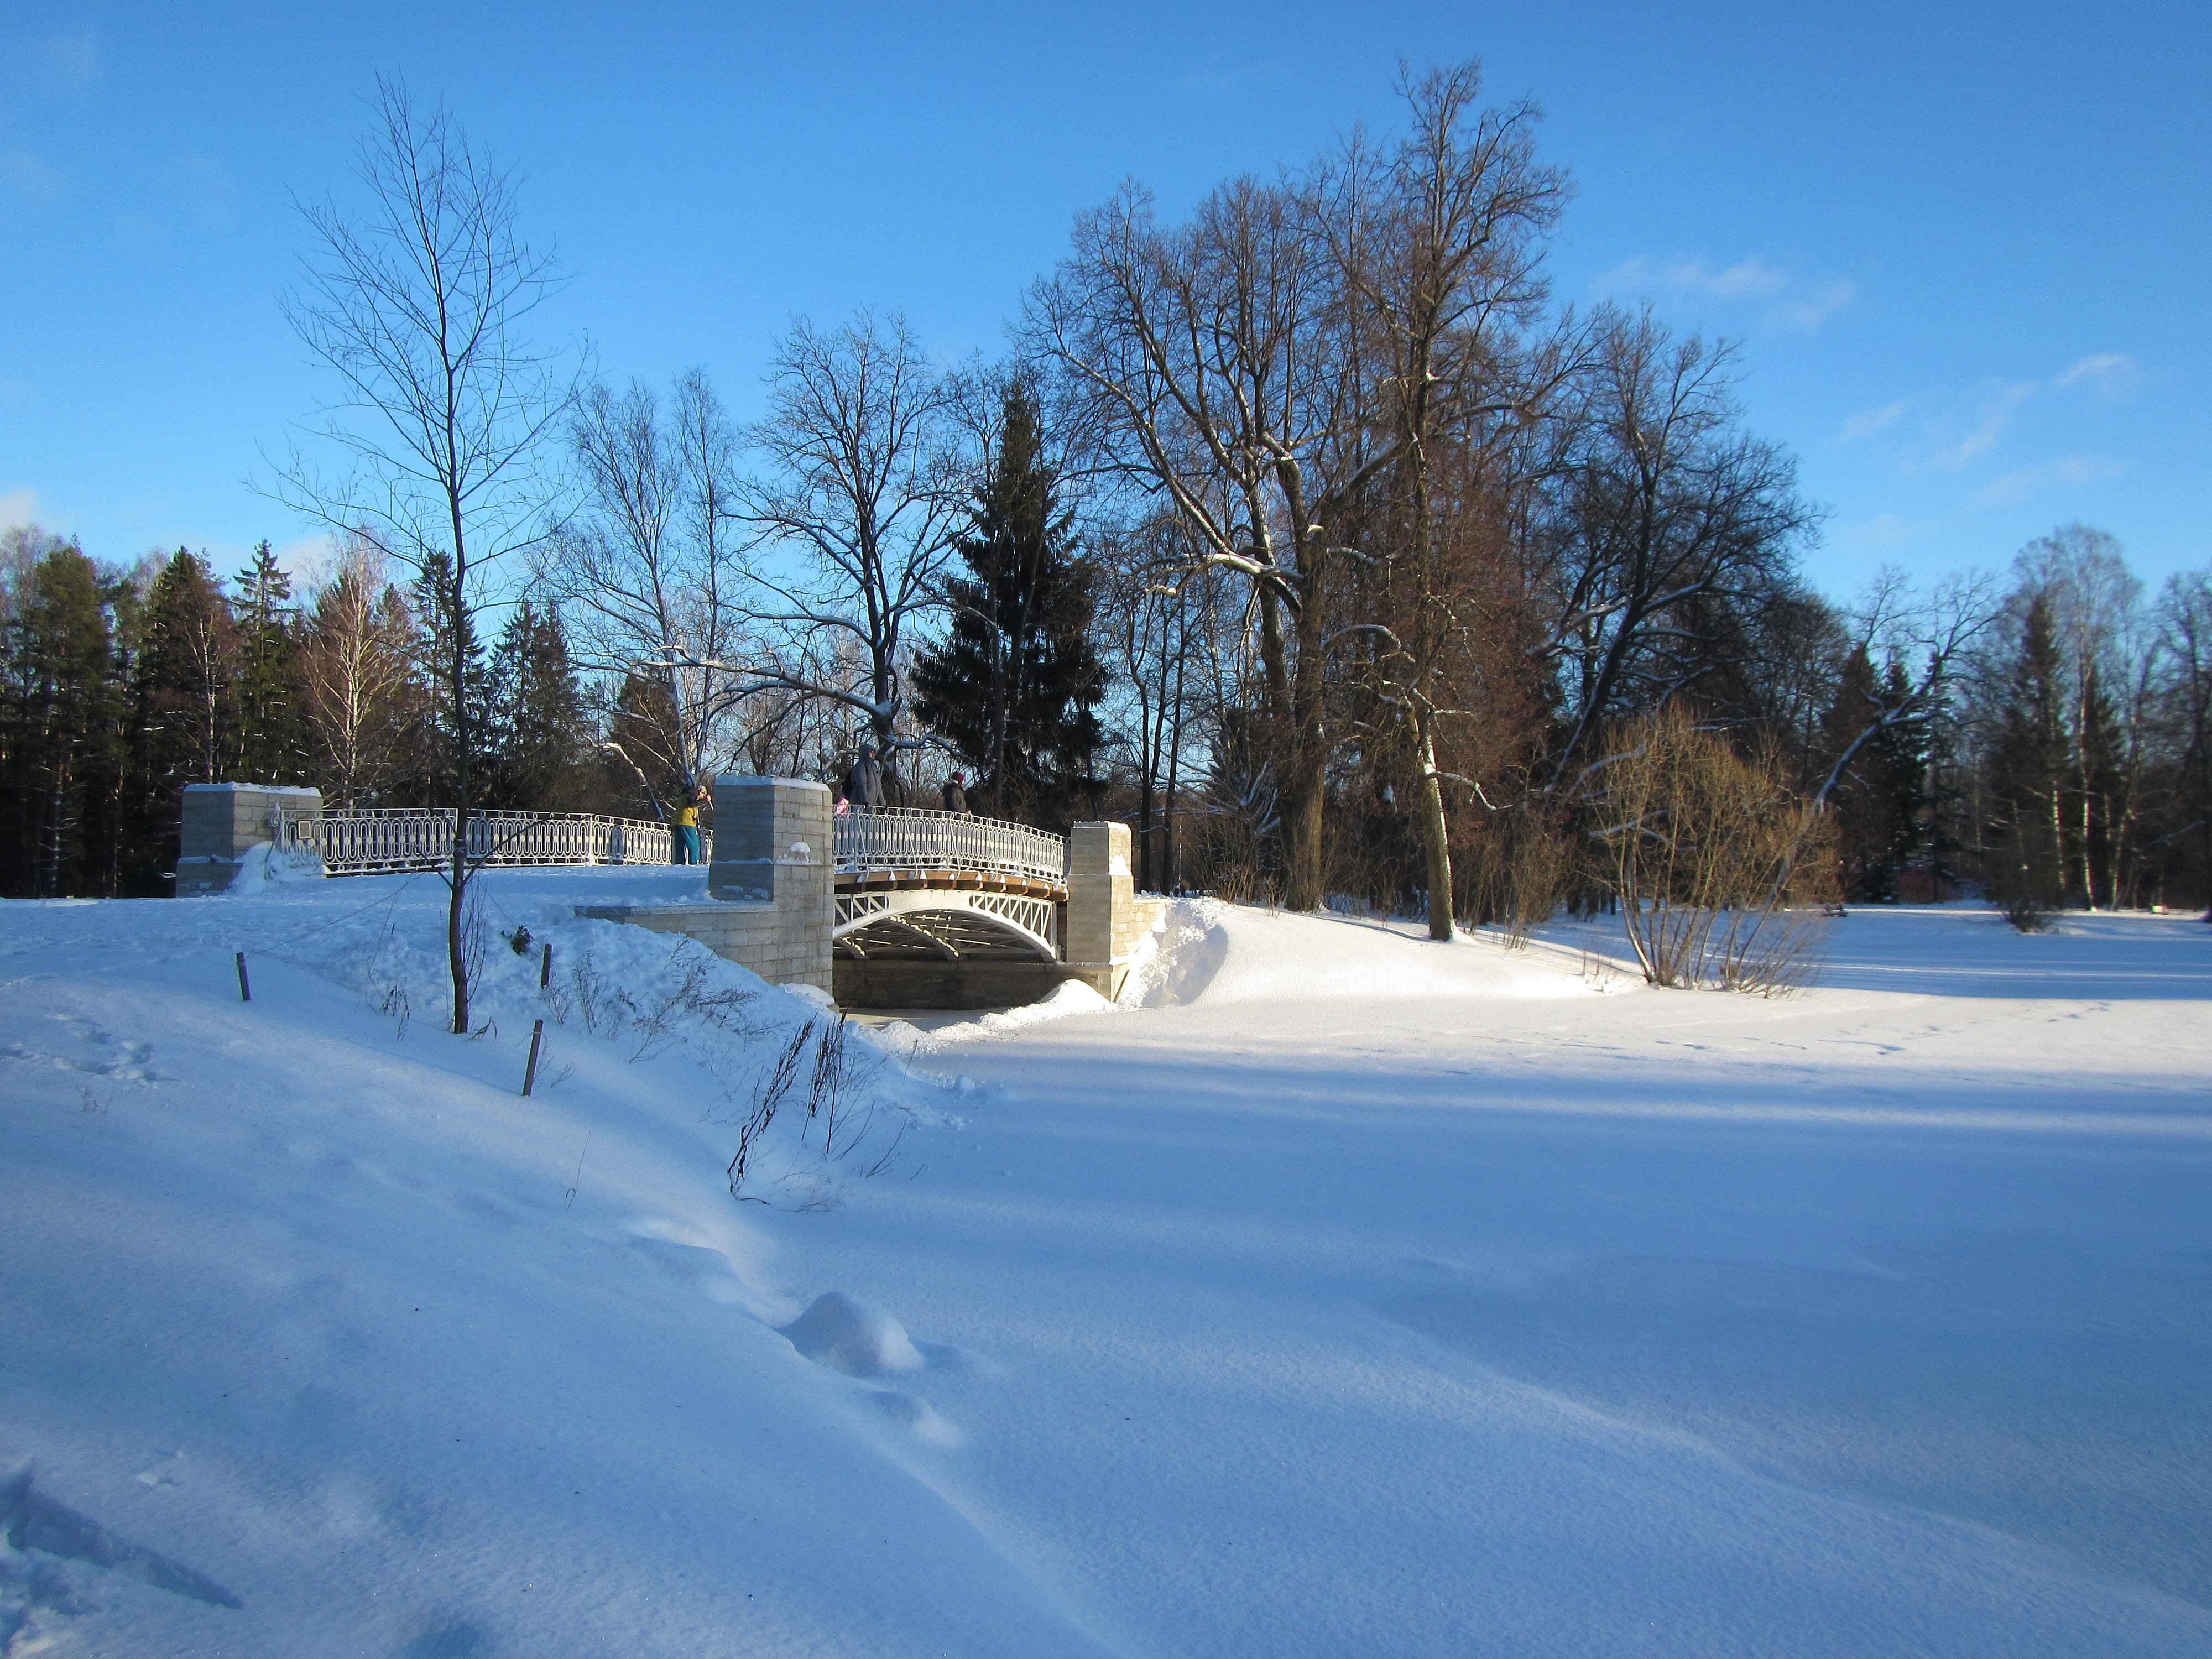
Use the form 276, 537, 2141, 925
0, 528, 618, 897
7, 65, 2208, 956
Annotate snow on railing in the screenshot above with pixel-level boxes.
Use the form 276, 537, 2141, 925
276, 806, 691, 876
833, 806, 1066, 885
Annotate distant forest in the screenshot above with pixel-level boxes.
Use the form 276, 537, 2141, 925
4, 65, 2208, 920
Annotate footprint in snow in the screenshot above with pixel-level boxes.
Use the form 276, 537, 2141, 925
0, 1462, 241, 1611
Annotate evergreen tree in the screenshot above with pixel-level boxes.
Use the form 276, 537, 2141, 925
2, 546, 123, 896
1819, 645, 1897, 901
1866, 658, 1931, 893
911, 387, 1105, 823
1987, 594, 2069, 909
485, 602, 589, 810
124, 550, 239, 894
411, 552, 492, 806
607, 670, 685, 820
233, 539, 307, 784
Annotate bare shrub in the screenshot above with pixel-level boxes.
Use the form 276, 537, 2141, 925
726, 1021, 812, 1199
1498, 809, 1571, 950
555, 946, 619, 1037
627, 946, 759, 1060
1597, 704, 1837, 993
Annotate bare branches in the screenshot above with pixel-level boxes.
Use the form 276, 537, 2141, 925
264, 75, 574, 1034
736, 311, 969, 777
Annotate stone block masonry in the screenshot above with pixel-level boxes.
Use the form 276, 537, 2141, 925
579, 776, 834, 995
175, 784, 323, 896
1062, 821, 1141, 1001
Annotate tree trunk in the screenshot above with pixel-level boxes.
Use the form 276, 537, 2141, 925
1282, 563, 1330, 911
1416, 717, 1454, 941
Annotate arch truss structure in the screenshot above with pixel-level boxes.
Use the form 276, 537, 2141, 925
831, 808, 1067, 963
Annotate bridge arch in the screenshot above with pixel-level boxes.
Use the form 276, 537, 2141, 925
833, 887, 1058, 962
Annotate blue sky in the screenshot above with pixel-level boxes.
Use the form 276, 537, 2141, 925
2, 1, 2205, 602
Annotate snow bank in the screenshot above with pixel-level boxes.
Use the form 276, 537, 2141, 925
5, 880, 2209, 1655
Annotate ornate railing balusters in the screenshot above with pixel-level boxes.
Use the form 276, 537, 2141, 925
831, 807, 1066, 885
273, 807, 692, 875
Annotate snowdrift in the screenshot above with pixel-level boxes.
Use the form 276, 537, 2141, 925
3, 882, 2209, 1656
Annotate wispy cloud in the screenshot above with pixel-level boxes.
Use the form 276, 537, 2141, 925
274, 534, 338, 591
1926, 379, 2037, 471
0, 487, 43, 531
1973, 455, 2130, 505
1590, 254, 1856, 334
2055, 352, 2142, 403
1839, 399, 1910, 444
1858, 512, 1937, 548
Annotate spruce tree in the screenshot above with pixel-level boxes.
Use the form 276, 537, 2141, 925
911, 387, 1105, 823
485, 602, 588, 810
1988, 594, 2069, 910
123, 551, 240, 894
411, 552, 492, 807
1819, 644, 1897, 900
1867, 658, 1931, 891
233, 540, 307, 784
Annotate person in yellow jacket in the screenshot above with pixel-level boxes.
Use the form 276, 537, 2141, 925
671, 783, 707, 865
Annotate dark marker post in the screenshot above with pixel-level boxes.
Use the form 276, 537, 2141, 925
235, 952, 251, 1003
540, 940, 552, 989
522, 1020, 544, 1097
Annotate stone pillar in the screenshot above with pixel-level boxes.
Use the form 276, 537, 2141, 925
582, 779, 834, 993
702, 776, 834, 993
174, 783, 324, 896
1063, 820, 1138, 1000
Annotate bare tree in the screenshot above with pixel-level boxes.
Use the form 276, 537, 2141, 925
268, 76, 572, 1032
538, 369, 760, 795
300, 537, 419, 807
736, 311, 968, 788
1030, 61, 1566, 911
1811, 566, 2000, 809
1535, 309, 1816, 787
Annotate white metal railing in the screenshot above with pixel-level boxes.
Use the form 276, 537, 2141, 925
275, 806, 699, 876
833, 806, 1066, 885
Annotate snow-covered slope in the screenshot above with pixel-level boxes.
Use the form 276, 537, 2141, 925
3, 883, 2209, 1655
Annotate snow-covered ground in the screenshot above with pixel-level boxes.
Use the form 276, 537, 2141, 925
3, 874, 2208, 1656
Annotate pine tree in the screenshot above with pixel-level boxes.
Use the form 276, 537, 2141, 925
911, 388, 1105, 823
485, 602, 589, 810
233, 540, 307, 784
3, 546, 123, 896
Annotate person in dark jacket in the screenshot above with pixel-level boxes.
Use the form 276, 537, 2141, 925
844, 744, 884, 809
941, 771, 970, 815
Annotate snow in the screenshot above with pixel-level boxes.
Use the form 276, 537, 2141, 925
2, 874, 2208, 1655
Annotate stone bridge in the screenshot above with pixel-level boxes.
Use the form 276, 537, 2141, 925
176, 777, 1155, 1009
582, 780, 1152, 1008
